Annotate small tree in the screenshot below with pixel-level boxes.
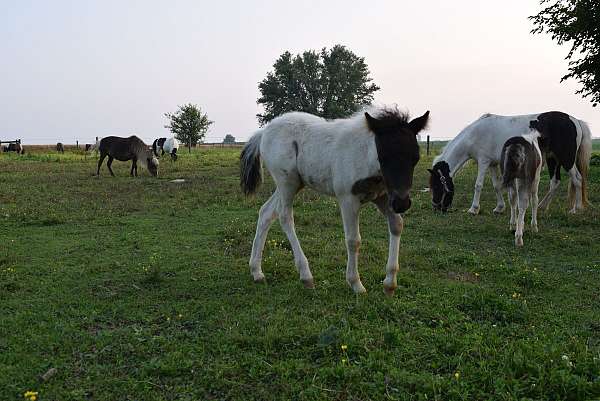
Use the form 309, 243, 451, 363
223, 134, 236, 144
164, 104, 213, 152
530, 0, 600, 106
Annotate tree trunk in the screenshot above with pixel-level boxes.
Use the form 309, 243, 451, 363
188, 138, 191, 153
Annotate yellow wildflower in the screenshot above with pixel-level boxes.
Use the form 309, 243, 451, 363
341, 344, 348, 351
454, 372, 460, 380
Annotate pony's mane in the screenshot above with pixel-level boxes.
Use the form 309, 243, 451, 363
128, 136, 154, 166
371, 106, 411, 126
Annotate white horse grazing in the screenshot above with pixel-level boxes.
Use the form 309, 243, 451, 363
429, 112, 592, 214
240, 107, 430, 295
500, 131, 542, 247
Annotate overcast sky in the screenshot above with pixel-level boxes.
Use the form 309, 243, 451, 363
1, 0, 597, 144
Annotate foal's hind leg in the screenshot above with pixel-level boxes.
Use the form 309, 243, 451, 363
249, 191, 279, 283
530, 169, 541, 232
339, 195, 366, 294
515, 182, 529, 247
130, 159, 137, 177
508, 186, 517, 231
107, 156, 115, 176
277, 184, 313, 289
374, 196, 403, 296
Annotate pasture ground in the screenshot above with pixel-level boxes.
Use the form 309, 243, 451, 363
1, 143, 600, 401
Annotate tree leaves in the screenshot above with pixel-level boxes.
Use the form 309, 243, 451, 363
256, 45, 380, 126
164, 104, 213, 150
530, 0, 600, 106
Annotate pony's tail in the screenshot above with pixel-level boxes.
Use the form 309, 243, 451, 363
569, 120, 592, 208
502, 143, 523, 188
240, 131, 263, 196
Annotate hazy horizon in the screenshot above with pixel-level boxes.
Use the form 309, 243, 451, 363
1, 0, 598, 145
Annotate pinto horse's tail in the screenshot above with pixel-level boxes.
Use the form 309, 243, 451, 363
569, 120, 592, 208
240, 131, 263, 196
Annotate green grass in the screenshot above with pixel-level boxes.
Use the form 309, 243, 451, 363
1, 146, 600, 400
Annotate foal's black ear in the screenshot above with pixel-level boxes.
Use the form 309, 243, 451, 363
409, 111, 430, 134
365, 112, 380, 132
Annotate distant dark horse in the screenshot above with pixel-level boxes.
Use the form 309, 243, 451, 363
97, 136, 159, 177
56, 142, 64, 153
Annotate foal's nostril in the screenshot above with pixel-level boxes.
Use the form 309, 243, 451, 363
390, 196, 411, 214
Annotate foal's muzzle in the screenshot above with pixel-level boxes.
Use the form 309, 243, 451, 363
390, 194, 411, 214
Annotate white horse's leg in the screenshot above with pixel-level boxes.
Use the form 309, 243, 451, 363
515, 182, 528, 247
277, 186, 314, 289
468, 160, 490, 215
339, 196, 366, 294
508, 186, 517, 231
374, 197, 403, 297
567, 166, 583, 213
249, 191, 279, 283
530, 170, 540, 233
490, 165, 506, 214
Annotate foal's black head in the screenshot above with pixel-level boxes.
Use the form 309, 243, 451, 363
428, 161, 454, 212
365, 109, 430, 214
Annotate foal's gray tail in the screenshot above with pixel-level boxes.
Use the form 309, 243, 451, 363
240, 131, 263, 196
501, 143, 525, 188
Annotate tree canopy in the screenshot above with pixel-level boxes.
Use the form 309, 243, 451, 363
530, 0, 600, 106
164, 104, 213, 151
257, 45, 380, 125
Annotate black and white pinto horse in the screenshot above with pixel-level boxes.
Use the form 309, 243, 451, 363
429, 111, 592, 214
152, 137, 179, 161
97, 136, 159, 177
500, 131, 543, 247
240, 107, 429, 295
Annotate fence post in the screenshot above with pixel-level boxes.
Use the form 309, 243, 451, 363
426, 135, 430, 156
76, 140, 79, 149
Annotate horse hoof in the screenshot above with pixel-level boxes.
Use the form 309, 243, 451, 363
467, 207, 480, 215
493, 206, 505, 214
568, 208, 577, 214
515, 238, 524, 247
383, 285, 397, 297
532, 225, 539, 233
301, 278, 315, 289
351, 282, 367, 294
253, 274, 266, 284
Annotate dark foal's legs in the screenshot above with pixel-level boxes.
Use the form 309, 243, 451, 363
130, 159, 137, 177
107, 156, 116, 176
97, 153, 107, 175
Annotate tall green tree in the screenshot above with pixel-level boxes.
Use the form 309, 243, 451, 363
164, 104, 213, 152
530, 0, 600, 106
257, 45, 380, 125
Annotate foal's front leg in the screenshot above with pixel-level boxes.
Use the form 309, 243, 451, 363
374, 196, 402, 296
339, 196, 366, 294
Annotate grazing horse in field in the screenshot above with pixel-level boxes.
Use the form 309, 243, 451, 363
240, 106, 429, 295
429, 112, 591, 214
56, 142, 64, 153
152, 137, 179, 161
500, 131, 542, 247
97, 136, 158, 177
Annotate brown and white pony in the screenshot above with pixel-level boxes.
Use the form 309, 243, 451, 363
97, 136, 158, 177
500, 131, 542, 247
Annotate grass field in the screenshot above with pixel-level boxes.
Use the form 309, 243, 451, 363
1, 144, 600, 401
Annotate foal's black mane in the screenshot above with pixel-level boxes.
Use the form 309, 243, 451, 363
373, 107, 411, 128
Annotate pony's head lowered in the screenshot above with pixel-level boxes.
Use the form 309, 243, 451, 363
428, 161, 454, 212
365, 108, 429, 214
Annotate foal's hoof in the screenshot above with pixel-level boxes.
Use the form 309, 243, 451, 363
350, 281, 367, 294
301, 278, 315, 289
515, 237, 524, 247
252, 273, 266, 284
467, 206, 480, 215
532, 225, 539, 233
383, 285, 397, 297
